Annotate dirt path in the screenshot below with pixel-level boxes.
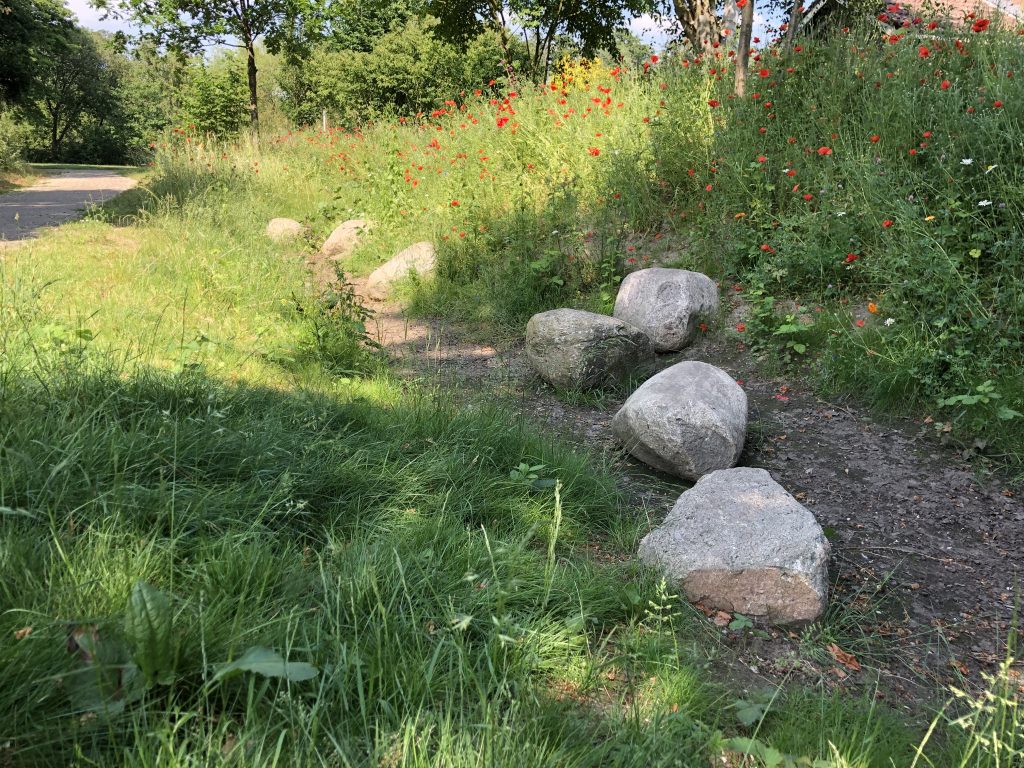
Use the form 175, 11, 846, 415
356, 283, 1023, 702
0, 169, 138, 243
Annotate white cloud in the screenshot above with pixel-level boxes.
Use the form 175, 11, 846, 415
627, 14, 676, 47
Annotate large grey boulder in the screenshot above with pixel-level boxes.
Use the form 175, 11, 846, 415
365, 242, 435, 300
321, 219, 370, 260
612, 360, 746, 481
613, 268, 719, 351
526, 309, 654, 390
639, 468, 830, 624
266, 217, 304, 242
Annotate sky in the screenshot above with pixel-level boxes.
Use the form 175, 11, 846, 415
66, 0, 127, 32
64, 1, 774, 50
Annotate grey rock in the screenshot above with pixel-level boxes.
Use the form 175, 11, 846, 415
613, 268, 719, 351
266, 217, 303, 242
365, 241, 436, 300
638, 467, 830, 624
526, 309, 654, 390
612, 360, 746, 480
321, 219, 369, 260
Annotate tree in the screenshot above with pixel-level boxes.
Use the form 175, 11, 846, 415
0, 0, 74, 103
94, 0, 302, 131
23, 28, 119, 158
508, 0, 650, 81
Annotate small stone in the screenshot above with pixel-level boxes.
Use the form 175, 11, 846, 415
612, 360, 746, 481
365, 242, 435, 300
266, 218, 303, 242
613, 267, 719, 351
321, 219, 370, 260
639, 467, 830, 624
526, 309, 654, 390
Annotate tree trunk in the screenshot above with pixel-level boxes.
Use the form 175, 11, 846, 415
784, 0, 803, 51
245, 40, 259, 132
734, 0, 755, 97
48, 101, 61, 159
673, 0, 721, 52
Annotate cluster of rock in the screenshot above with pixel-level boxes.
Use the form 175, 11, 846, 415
266, 218, 435, 300
525, 267, 830, 624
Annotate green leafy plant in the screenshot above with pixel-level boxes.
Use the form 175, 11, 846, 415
293, 282, 383, 376
123, 580, 176, 687
509, 461, 557, 489
733, 688, 781, 729
212, 646, 319, 683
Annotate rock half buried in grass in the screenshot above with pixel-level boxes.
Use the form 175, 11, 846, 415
613, 268, 719, 352
526, 309, 654, 390
638, 467, 830, 624
612, 360, 746, 481
321, 219, 370, 260
365, 242, 436, 300
266, 217, 304, 242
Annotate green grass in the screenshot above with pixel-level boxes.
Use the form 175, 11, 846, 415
1, 30, 1023, 765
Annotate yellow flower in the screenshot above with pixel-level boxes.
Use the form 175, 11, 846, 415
924, 215, 936, 221
734, 212, 746, 219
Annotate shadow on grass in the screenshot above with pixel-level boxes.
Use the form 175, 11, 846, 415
0, 364, 1003, 766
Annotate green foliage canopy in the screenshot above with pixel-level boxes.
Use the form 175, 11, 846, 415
0, 0, 74, 102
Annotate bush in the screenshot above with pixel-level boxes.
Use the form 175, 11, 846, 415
281, 18, 523, 127
179, 56, 250, 138
0, 109, 32, 170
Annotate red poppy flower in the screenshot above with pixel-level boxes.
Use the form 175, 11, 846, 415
918, 46, 930, 57
971, 18, 990, 32
736, 323, 746, 332
708, 99, 721, 107
818, 146, 833, 156
870, 134, 880, 143
845, 253, 859, 263
856, 319, 866, 327
940, 79, 951, 90
994, 100, 1004, 107
759, 68, 770, 78
451, 200, 460, 207
882, 219, 893, 228
588, 147, 600, 156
